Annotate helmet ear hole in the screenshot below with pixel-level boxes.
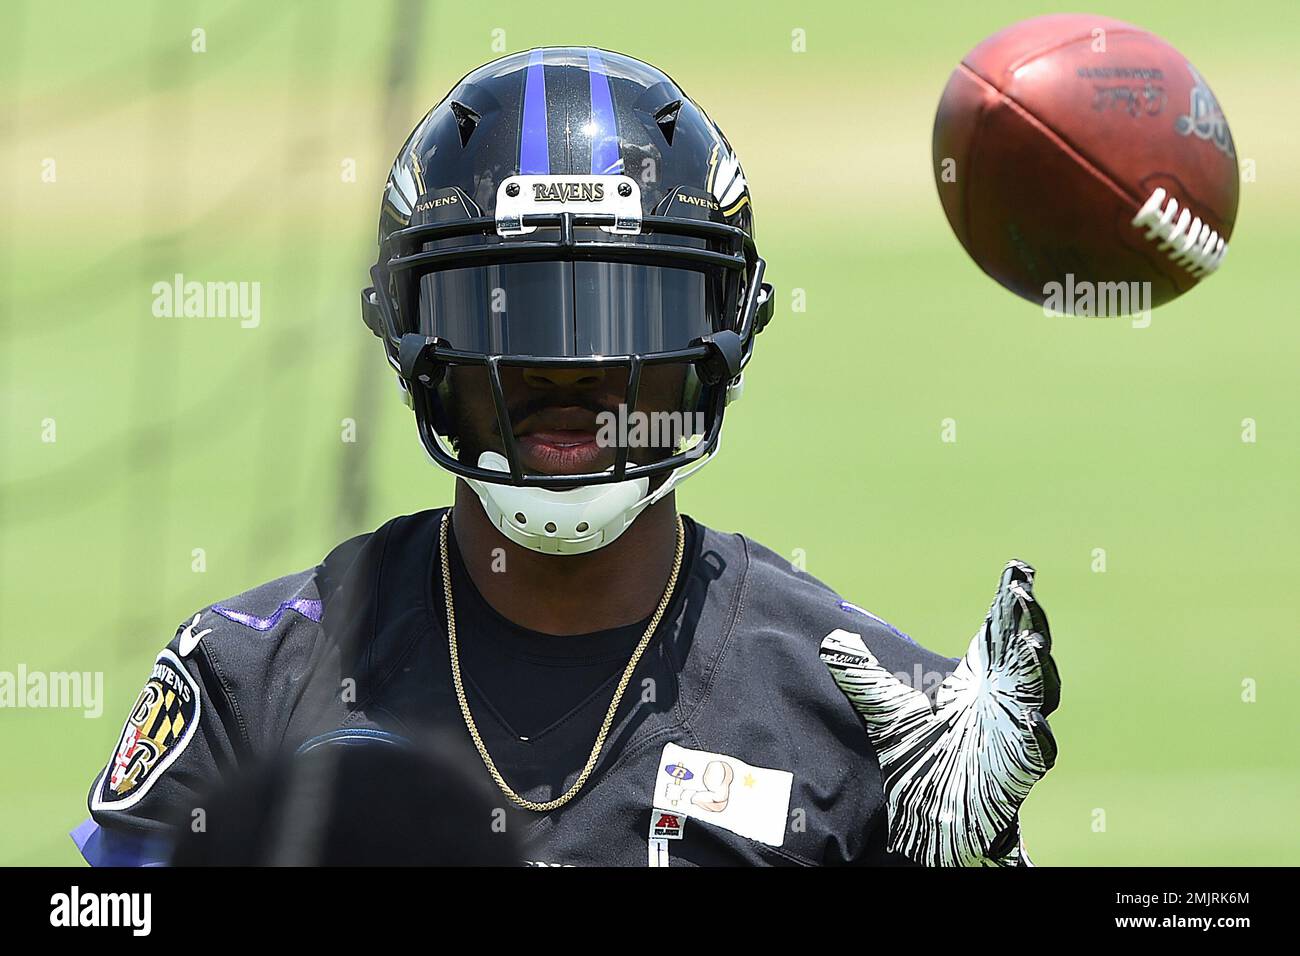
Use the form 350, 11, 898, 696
449, 100, 481, 147
653, 99, 683, 144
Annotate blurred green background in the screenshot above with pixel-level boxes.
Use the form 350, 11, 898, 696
1, 0, 1296, 865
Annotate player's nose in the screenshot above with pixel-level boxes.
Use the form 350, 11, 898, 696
522, 366, 606, 390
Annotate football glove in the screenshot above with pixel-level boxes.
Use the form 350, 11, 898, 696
820, 559, 1060, 866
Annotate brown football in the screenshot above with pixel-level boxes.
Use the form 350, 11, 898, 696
932, 13, 1239, 311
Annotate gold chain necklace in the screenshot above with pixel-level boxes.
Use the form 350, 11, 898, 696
439, 510, 685, 812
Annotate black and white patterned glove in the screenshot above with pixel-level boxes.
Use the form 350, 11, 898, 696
819, 560, 1060, 867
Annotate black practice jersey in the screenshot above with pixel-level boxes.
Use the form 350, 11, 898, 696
77, 508, 958, 866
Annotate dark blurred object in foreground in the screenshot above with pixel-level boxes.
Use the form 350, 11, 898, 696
170, 730, 522, 866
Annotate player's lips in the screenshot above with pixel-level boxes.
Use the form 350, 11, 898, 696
517, 430, 604, 471
513, 406, 609, 474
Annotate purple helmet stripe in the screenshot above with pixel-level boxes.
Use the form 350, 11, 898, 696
211, 597, 323, 631
586, 49, 622, 175
519, 49, 550, 174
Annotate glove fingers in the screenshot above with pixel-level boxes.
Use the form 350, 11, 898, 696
1017, 576, 1050, 643
1025, 630, 1061, 717
1007, 558, 1036, 588
984, 560, 1037, 664
1006, 564, 1059, 718
1025, 709, 1057, 771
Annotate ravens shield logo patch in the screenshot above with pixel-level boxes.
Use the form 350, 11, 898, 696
92, 650, 200, 811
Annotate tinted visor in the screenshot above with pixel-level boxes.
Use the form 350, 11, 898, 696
418, 261, 726, 356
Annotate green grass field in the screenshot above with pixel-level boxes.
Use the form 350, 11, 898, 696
1, 0, 1296, 865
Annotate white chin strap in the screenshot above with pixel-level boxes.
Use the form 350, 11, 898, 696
463, 449, 710, 556
462, 439, 722, 556
429, 375, 741, 556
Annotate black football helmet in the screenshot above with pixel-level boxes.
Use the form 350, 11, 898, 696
362, 48, 773, 553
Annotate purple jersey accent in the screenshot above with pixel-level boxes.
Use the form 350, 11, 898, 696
519, 48, 550, 175
838, 599, 917, 646
211, 597, 323, 632
586, 49, 623, 175
72, 818, 169, 867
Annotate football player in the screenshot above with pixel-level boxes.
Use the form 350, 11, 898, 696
76, 48, 1059, 867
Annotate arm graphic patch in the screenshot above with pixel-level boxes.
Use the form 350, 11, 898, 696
91, 649, 201, 811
